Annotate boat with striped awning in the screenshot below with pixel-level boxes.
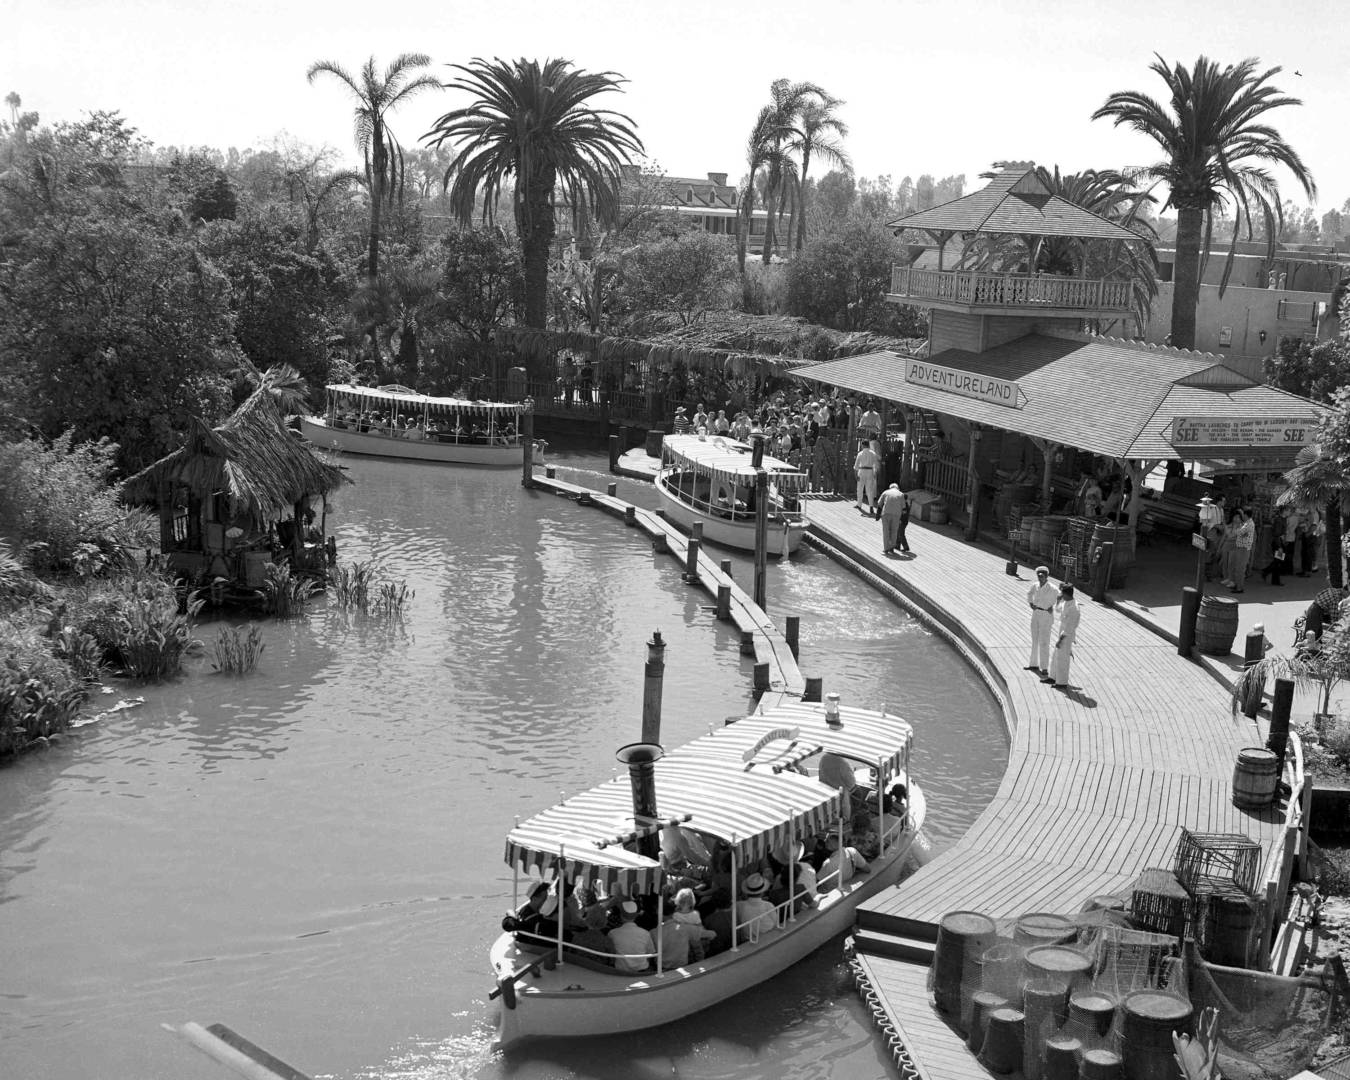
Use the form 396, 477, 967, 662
655, 434, 809, 556
491, 699, 928, 1046
300, 384, 531, 466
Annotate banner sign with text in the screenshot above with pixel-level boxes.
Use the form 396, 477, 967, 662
1169, 416, 1315, 448
905, 360, 1020, 408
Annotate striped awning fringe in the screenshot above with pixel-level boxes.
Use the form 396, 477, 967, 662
328, 384, 524, 417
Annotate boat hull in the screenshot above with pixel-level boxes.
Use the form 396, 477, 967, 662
300, 417, 523, 467
493, 788, 926, 1047
655, 473, 806, 556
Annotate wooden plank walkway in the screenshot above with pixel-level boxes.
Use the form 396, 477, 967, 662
805, 495, 1294, 1079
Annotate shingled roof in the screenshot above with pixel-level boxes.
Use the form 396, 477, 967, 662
888, 167, 1143, 243
797, 331, 1323, 463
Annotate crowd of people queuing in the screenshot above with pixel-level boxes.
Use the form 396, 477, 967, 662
502, 767, 908, 973
1196, 492, 1326, 594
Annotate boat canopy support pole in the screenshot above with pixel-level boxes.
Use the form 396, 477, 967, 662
730, 837, 740, 953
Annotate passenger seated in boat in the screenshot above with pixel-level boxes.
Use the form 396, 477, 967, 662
818, 835, 870, 891
672, 887, 716, 961
607, 900, 655, 973
767, 840, 817, 914
658, 911, 693, 968
567, 905, 613, 965
502, 881, 560, 944
737, 873, 778, 942
702, 888, 735, 955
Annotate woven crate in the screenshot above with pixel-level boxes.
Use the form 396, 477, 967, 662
1173, 830, 1260, 899
1129, 867, 1191, 938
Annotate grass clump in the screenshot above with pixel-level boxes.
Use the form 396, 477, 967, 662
212, 624, 265, 675
262, 562, 318, 619
330, 559, 413, 621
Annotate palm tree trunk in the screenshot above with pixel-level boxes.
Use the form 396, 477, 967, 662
794, 148, 813, 253
736, 187, 752, 273
762, 186, 777, 266
1171, 204, 1204, 350
520, 182, 555, 328
1328, 495, 1344, 589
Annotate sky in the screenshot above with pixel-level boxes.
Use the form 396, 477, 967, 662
6, 0, 1347, 213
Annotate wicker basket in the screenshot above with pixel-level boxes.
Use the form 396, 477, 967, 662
1129, 868, 1191, 938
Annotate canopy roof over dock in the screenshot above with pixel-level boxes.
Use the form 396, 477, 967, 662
124, 388, 349, 521
888, 165, 1144, 244
798, 330, 1326, 470
327, 383, 524, 417
503, 702, 913, 892
662, 434, 808, 492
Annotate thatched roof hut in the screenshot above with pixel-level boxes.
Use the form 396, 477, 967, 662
123, 388, 348, 523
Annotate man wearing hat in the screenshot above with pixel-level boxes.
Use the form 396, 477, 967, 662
673, 406, 690, 434
736, 873, 779, 941
819, 834, 870, 889
607, 899, 655, 973
1025, 566, 1058, 677
1044, 583, 1081, 690
878, 483, 911, 554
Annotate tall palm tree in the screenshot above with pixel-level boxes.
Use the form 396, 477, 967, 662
789, 95, 849, 253
1092, 55, 1315, 350
759, 80, 825, 266
423, 57, 643, 329
736, 105, 777, 274
306, 54, 440, 283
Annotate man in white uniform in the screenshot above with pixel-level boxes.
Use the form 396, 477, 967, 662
1025, 565, 1058, 677
1044, 583, 1081, 690
854, 441, 880, 515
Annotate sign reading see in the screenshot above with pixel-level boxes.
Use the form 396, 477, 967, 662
1170, 417, 1315, 448
905, 360, 1020, 408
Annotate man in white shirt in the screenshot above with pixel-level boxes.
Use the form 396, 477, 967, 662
858, 402, 882, 441
819, 835, 869, 890
736, 873, 779, 942
607, 900, 655, 973
1044, 584, 1082, 690
1025, 565, 1058, 677
854, 441, 880, 515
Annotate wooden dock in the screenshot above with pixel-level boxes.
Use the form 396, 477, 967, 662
805, 495, 1307, 1080
530, 470, 804, 705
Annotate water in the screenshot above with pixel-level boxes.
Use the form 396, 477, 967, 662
0, 450, 1008, 1080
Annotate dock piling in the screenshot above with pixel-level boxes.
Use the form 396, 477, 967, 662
608, 434, 620, 472
641, 631, 666, 744
803, 676, 822, 703
624, 505, 636, 527
1178, 587, 1200, 657
720, 558, 732, 579
716, 584, 731, 621
785, 615, 800, 660
753, 662, 770, 695
607, 482, 617, 497
1268, 677, 1295, 774
740, 630, 755, 656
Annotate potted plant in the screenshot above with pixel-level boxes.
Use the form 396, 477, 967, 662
1233, 626, 1350, 727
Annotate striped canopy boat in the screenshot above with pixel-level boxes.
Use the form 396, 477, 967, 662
492, 699, 928, 1046
655, 434, 810, 556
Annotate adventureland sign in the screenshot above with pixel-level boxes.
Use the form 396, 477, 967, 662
1169, 416, 1315, 448
905, 360, 1020, 408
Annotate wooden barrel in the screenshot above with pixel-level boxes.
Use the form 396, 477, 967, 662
1023, 979, 1071, 1080
1041, 515, 1069, 557
1015, 912, 1077, 947
978, 1006, 1026, 1075
1231, 746, 1278, 809
645, 429, 664, 457
980, 941, 1027, 1006
933, 911, 997, 1016
1203, 892, 1258, 967
1068, 991, 1117, 1041
1090, 522, 1136, 587
1043, 1035, 1081, 1080
1080, 1048, 1124, 1079
1024, 946, 1093, 997
1120, 991, 1193, 1080
967, 991, 1009, 1055
1195, 595, 1240, 655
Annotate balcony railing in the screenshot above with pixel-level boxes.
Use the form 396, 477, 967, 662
890, 266, 1133, 313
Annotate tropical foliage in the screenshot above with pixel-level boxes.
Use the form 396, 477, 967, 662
1093, 55, 1315, 349
425, 57, 644, 328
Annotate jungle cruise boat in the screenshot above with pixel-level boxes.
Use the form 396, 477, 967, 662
300, 384, 528, 467
654, 434, 809, 556
490, 698, 927, 1046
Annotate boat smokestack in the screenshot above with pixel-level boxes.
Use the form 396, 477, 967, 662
641, 630, 666, 745
616, 742, 664, 859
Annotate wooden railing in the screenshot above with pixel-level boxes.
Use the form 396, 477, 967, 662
890, 266, 1133, 313
1259, 730, 1312, 970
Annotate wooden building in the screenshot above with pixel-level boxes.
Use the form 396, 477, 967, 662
123, 387, 349, 592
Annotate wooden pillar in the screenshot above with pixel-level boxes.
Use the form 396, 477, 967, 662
785, 615, 800, 660
964, 425, 982, 541
641, 630, 666, 745
522, 408, 535, 488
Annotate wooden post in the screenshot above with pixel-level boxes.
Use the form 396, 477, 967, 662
964, 425, 981, 542
716, 584, 731, 621
624, 505, 636, 527
545, 464, 556, 480
607, 482, 617, 497
720, 559, 732, 579
785, 615, 800, 660
753, 662, 770, 695
752, 435, 768, 611
522, 407, 535, 488
684, 537, 701, 582
740, 630, 755, 656
1269, 678, 1295, 774
803, 676, 823, 703
652, 533, 668, 554
1179, 586, 1200, 657
1091, 541, 1113, 603
641, 630, 666, 745
1242, 629, 1266, 719
609, 433, 620, 472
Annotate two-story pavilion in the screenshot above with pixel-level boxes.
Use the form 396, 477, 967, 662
798, 165, 1323, 567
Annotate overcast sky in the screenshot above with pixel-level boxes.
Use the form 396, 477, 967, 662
7, 0, 1346, 212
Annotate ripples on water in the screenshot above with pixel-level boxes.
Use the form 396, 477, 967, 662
0, 451, 1007, 1080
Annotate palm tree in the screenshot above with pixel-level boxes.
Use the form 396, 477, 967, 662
306, 54, 440, 283
736, 105, 778, 274
423, 57, 643, 329
1092, 55, 1315, 350
1280, 442, 1348, 590
759, 80, 825, 266
789, 95, 849, 253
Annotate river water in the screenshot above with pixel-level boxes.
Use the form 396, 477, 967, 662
0, 451, 1008, 1080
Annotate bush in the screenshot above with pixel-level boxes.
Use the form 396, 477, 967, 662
0, 546, 55, 611
741, 261, 788, 315
72, 573, 201, 681
0, 618, 88, 755
262, 562, 318, 619
0, 432, 155, 576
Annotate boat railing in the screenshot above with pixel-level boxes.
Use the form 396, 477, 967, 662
326, 417, 521, 446
662, 477, 808, 526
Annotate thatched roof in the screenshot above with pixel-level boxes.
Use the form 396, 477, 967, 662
122, 387, 349, 520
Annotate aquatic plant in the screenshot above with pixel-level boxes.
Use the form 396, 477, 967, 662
262, 562, 318, 619
0, 619, 89, 756
329, 559, 412, 622
212, 623, 265, 675
113, 593, 204, 682
373, 580, 413, 620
